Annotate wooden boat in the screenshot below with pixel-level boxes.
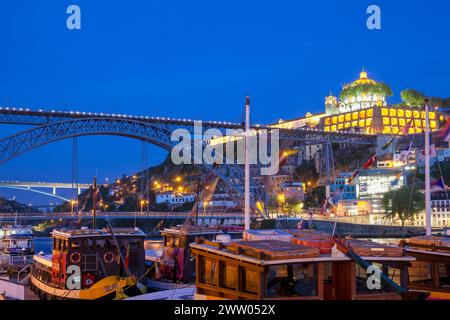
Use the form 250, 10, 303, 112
30, 227, 146, 300
0, 225, 34, 273
401, 236, 450, 299
150, 224, 242, 286
190, 231, 415, 300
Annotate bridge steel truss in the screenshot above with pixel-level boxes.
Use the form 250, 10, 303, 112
0, 108, 377, 217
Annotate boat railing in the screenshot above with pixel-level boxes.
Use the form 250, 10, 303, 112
0, 252, 34, 268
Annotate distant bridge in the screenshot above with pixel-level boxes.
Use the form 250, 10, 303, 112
0, 180, 90, 201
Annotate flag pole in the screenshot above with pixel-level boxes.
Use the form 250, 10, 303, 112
424, 99, 432, 236
244, 96, 251, 231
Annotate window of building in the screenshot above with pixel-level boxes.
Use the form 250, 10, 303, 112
345, 113, 351, 121
389, 109, 397, 117
352, 112, 358, 120
381, 108, 388, 116
367, 108, 373, 117
398, 109, 404, 117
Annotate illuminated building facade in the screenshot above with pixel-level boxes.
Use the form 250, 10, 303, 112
356, 168, 405, 214
320, 70, 446, 134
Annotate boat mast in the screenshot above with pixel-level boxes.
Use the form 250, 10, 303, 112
424, 99, 432, 236
92, 176, 97, 229
244, 96, 251, 231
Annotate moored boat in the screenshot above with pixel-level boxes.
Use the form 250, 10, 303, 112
30, 226, 146, 300
0, 225, 34, 273
401, 235, 450, 299
190, 230, 415, 300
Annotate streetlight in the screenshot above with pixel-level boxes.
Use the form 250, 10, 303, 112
70, 200, 77, 215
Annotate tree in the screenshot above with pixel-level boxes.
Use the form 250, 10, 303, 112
382, 186, 425, 228
400, 89, 425, 107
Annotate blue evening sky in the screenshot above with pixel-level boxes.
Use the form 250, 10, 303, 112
0, 0, 449, 205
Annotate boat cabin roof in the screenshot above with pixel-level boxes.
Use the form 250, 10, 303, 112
190, 239, 415, 266
161, 225, 237, 236
51, 227, 146, 239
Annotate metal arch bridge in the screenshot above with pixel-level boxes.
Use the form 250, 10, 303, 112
0, 107, 377, 216
0, 181, 91, 202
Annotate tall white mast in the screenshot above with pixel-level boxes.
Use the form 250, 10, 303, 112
424, 99, 432, 236
244, 96, 251, 231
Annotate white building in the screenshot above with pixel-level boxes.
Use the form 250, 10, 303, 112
156, 191, 196, 206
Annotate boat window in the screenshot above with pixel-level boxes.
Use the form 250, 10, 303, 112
199, 257, 218, 285
437, 263, 450, 289
71, 240, 81, 249
408, 261, 434, 287
220, 262, 237, 289
242, 268, 259, 294
267, 263, 318, 298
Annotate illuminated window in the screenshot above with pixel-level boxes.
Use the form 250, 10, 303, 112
391, 118, 398, 126
429, 112, 435, 120
344, 122, 351, 128
422, 120, 426, 128
359, 110, 366, 118
359, 119, 365, 127
325, 118, 331, 125
421, 111, 426, 119
324, 126, 330, 132
389, 109, 397, 117
352, 112, 358, 120
332, 116, 337, 124
414, 119, 421, 127
338, 123, 344, 129
398, 109, 404, 117
331, 125, 337, 131
381, 108, 388, 116
352, 120, 358, 127
383, 126, 391, 134
392, 127, 399, 134
366, 118, 372, 127
408, 128, 415, 134
430, 120, 436, 129
399, 118, 406, 126
345, 113, 351, 121
405, 110, 412, 118
413, 110, 420, 119
415, 127, 422, 133
367, 108, 373, 117
383, 117, 390, 125
338, 115, 344, 122
440, 115, 444, 122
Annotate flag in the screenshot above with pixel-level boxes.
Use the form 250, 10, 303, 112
382, 137, 396, 150
363, 155, 377, 169
401, 120, 413, 135
348, 170, 360, 184
421, 144, 437, 157
430, 178, 446, 191
440, 118, 450, 142
124, 243, 130, 270
398, 142, 413, 163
